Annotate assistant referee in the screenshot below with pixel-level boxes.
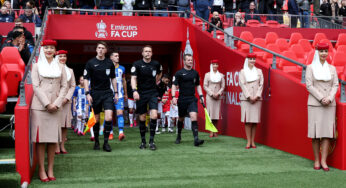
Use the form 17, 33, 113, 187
131, 45, 162, 150
172, 54, 204, 147
84, 41, 118, 152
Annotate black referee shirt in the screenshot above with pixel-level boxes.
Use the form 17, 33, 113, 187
131, 59, 162, 93
173, 68, 200, 97
83, 57, 115, 90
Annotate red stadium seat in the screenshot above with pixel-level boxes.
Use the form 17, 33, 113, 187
265, 32, 279, 45
0, 65, 8, 113
278, 51, 301, 73
266, 20, 280, 28
335, 33, 346, 49
333, 52, 346, 74
0, 47, 25, 97
252, 38, 266, 58
298, 39, 313, 53
237, 31, 254, 53
312, 33, 327, 47
336, 45, 346, 54
288, 32, 303, 47
246, 19, 260, 27
289, 44, 306, 63
263, 44, 281, 64
275, 38, 289, 52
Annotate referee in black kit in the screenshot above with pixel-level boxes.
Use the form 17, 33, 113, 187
131, 45, 162, 150
172, 54, 204, 147
84, 41, 118, 152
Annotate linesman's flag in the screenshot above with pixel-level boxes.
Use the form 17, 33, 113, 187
202, 102, 218, 133
84, 108, 96, 134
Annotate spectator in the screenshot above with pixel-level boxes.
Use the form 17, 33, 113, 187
134, 0, 152, 16
153, 0, 169, 17
239, 0, 251, 12
11, 26, 34, 53
288, 0, 299, 28
211, 0, 224, 14
99, 0, 114, 15
79, 0, 95, 15
167, 0, 177, 13
121, 0, 135, 16
208, 11, 223, 32
26, 0, 40, 15
19, 6, 42, 27
177, 0, 191, 18
0, 31, 31, 65
3, 1, 15, 18
0, 5, 14, 22
7, 18, 35, 46
195, 0, 212, 21
49, 0, 72, 14
298, 0, 311, 28
320, 0, 332, 16
331, 0, 341, 24
339, 0, 346, 16
320, 0, 332, 27
245, 1, 260, 21
234, 11, 245, 26
266, 0, 283, 23
224, 0, 237, 18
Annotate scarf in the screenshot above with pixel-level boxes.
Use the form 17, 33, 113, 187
311, 50, 331, 81
37, 47, 62, 78
210, 64, 222, 82
243, 58, 258, 82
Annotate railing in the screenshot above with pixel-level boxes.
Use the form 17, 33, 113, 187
49, 8, 185, 16
223, 12, 345, 29
189, 11, 346, 103
18, 8, 49, 106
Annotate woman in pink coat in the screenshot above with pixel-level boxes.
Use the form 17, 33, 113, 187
306, 43, 339, 171
239, 53, 263, 149
30, 40, 67, 182
55, 50, 76, 154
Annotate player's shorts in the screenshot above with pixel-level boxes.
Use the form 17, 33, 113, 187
158, 102, 163, 114
91, 89, 114, 114
128, 98, 136, 109
136, 91, 158, 115
177, 97, 198, 117
115, 97, 124, 111
169, 104, 179, 118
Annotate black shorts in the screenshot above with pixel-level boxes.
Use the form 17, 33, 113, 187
136, 91, 158, 115
177, 97, 198, 117
91, 89, 114, 114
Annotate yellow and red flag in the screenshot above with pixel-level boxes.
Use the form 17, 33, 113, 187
84, 108, 96, 134
202, 102, 218, 133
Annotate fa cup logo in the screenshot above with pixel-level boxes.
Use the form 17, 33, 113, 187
95, 20, 108, 38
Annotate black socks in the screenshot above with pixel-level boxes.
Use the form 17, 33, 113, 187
93, 122, 100, 142
139, 120, 146, 143
103, 121, 112, 144
149, 119, 157, 143
191, 121, 199, 141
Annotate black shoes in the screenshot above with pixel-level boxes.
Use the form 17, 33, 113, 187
175, 137, 181, 144
149, 143, 157, 150
194, 139, 204, 147
103, 143, 112, 152
93, 141, 100, 150
139, 142, 147, 149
